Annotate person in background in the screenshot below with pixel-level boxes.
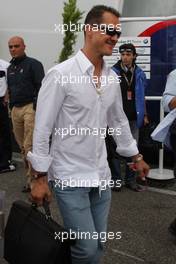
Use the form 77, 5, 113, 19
0, 58, 16, 173
7, 36, 44, 192
162, 68, 176, 177
162, 69, 176, 238
110, 43, 149, 191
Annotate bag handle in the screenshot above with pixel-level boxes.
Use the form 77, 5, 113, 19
42, 200, 51, 219
32, 200, 51, 220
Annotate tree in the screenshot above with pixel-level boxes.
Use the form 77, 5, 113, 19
59, 0, 84, 62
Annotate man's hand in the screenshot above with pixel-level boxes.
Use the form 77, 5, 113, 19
132, 160, 150, 178
3, 90, 9, 106
30, 176, 52, 206
169, 96, 176, 110
130, 154, 150, 178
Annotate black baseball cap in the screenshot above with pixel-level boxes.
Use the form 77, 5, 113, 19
119, 43, 137, 55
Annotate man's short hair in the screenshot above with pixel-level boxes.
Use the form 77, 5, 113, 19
84, 5, 120, 26
119, 43, 137, 55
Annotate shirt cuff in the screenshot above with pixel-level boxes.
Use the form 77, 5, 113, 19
116, 140, 138, 157
27, 151, 53, 172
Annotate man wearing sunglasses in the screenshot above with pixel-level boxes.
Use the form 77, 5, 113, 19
7, 36, 45, 192
28, 5, 149, 264
111, 43, 149, 191
95, 24, 122, 38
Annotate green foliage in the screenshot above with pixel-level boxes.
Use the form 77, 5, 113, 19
59, 0, 84, 62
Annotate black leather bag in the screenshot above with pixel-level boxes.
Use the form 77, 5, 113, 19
4, 200, 73, 264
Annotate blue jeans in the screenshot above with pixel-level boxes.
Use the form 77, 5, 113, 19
110, 157, 135, 184
110, 121, 139, 184
109, 157, 121, 183
126, 121, 139, 183
52, 183, 111, 264
125, 158, 135, 183
110, 158, 136, 184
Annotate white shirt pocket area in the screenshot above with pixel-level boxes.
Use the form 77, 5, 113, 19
0, 76, 7, 97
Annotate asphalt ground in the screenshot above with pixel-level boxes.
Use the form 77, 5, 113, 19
0, 157, 176, 264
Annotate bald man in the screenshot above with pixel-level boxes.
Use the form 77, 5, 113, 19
7, 36, 45, 192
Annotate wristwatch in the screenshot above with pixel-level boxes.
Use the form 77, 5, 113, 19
134, 154, 143, 163
32, 172, 47, 180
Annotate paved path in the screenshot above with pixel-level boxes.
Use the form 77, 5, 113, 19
0, 160, 176, 264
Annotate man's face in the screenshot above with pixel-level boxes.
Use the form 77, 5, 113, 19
87, 12, 121, 57
120, 51, 136, 67
8, 37, 25, 58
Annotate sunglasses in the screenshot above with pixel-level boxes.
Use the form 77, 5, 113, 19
9, 44, 20, 49
98, 26, 121, 38
120, 48, 133, 53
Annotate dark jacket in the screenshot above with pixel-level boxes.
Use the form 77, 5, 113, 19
112, 61, 147, 128
7, 54, 44, 109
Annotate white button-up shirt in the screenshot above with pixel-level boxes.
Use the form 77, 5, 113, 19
162, 69, 176, 113
0, 59, 9, 97
151, 108, 176, 150
27, 50, 138, 186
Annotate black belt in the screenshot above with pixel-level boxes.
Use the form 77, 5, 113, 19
13, 102, 33, 107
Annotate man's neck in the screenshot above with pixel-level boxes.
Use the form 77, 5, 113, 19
121, 62, 135, 73
11, 54, 26, 64
122, 63, 132, 69
81, 48, 103, 71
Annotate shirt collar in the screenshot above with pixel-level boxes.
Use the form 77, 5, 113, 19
75, 50, 93, 74
120, 61, 135, 73
75, 50, 110, 76
10, 54, 26, 65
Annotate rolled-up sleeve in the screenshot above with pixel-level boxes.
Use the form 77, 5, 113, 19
107, 85, 138, 157
162, 70, 176, 113
27, 69, 66, 172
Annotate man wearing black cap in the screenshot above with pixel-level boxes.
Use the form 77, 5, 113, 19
111, 43, 149, 191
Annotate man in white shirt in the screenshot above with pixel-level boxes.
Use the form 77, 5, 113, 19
162, 69, 176, 238
162, 69, 176, 113
162, 69, 176, 177
0, 59, 15, 173
28, 5, 149, 264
